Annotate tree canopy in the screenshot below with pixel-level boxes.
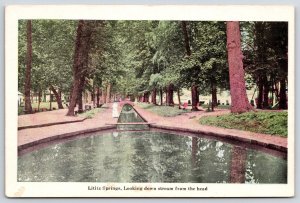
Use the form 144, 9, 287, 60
18, 19, 288, 115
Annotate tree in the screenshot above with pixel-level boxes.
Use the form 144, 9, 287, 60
268, 23, 288, 109
19, 20, 77, 111
181, 21, 199, 111
242, 22, 288, 110
24, 20, 33, 114
226, 21, 253, 113
66, 20, 90, 116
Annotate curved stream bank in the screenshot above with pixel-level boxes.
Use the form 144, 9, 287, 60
18, 103, 287, 153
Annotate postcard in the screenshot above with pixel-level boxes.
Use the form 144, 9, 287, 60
5, 5, 294, 197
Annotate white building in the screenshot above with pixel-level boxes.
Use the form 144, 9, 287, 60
18, 91, 23, 106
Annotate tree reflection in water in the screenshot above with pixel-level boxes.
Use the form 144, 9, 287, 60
18, 131, 287, 183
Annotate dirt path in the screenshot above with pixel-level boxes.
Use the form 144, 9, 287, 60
133, 105, 287, 150
18, 104, 118, 147
18, 102, 287, 151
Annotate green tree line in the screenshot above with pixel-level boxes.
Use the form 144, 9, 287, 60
18, 20, 288, 116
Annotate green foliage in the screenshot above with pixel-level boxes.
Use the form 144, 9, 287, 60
31, 102, 61, 110
18, 19, 288, 114
18, 106, 24, 115
242, 22, 288, 90
138, 103, 191, 117
18, 20, 76, 94
199, 111, 288, 137
176, 21, 229, 93
201, 104, 230, 109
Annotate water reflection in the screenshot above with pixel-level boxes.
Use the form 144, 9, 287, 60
230, 147, 247, 183
117, 104, 149, 131
18, 131, 287, 183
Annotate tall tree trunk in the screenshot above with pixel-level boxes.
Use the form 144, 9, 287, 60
24, 20, 33, 114
177, 88, 181, 109
160, 88, 163, 106
92, 85, 96, 107
67, 23, 83, 115
151, 88, 157, 105
226, 21, 253, 113
263, 78, 270, 109
43, 90, 46, 102
196, 89, 199, 106
181, 21, 192, 57
230, 146, 247, 183
165, 87, 168, 105
279, 78, 287, 109
77, 76, 86, 112
143, 92, 149, 103
167, 84, 174, 106
49, 89, 52, 111
50, 85, 64, 109
96, 87, 100, 107
77, 90, 83, 112
66, 20, 85, 116
142, 94, 145, 102
191, 84, 199, 111
274, 82, 280, 102
102, 87, 107, 103
211, 81, 218, 107
182, 20, 200, 110
256, 77, 263, 109
271, 77, 275, 106
38, 90, 41, 111
66, 20, 93, 116
106, 83, 111, 103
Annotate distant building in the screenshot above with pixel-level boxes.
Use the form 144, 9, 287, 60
18, 91, 23, 106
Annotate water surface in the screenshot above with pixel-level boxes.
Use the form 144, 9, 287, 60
18, 131, 287, 183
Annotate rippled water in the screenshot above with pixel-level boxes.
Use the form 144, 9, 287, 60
18, 131, 287, 183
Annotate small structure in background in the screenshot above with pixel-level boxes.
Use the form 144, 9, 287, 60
112, 102, 119, 118
18, 91, 24, 106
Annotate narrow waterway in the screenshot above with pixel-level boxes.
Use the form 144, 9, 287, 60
117, 103, 149, 131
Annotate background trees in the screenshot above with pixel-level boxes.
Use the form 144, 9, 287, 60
242, 22, 288, 110
19, 20, 76, 112
24, 20, 33, 114
18, 19, 288, 115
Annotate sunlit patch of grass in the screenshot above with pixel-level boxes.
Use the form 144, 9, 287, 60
78, 108, 103, 119
138, 103, 191, 117
199, 111, 288, 137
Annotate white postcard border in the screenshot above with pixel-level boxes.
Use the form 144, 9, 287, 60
5, 5, 295, 197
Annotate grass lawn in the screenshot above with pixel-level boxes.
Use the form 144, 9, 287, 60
201, 104, 231, 110
138, 103, 191, 117
31, 102, 63, 110
18, 106, 24, 115
18, 102, 65, 115
78, 107, 105, 119
199, 111, 288, 137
